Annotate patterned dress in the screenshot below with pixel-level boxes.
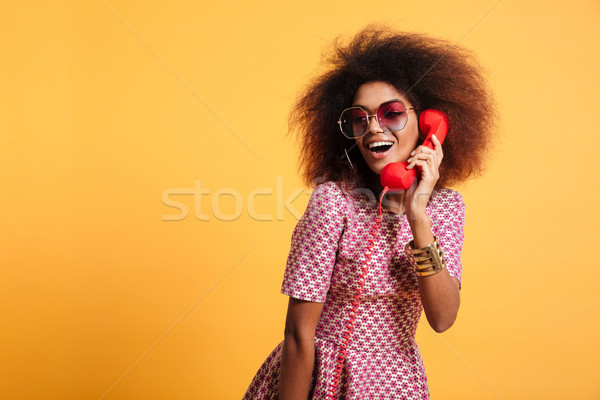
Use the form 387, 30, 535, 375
243, 181, 465, 399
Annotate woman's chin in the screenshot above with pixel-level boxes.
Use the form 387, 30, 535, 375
367, 158, 396, 176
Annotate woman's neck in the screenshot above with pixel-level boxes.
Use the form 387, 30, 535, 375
382, 191, 406, 215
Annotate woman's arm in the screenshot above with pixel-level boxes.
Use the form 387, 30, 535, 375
404, 134, 461, 333
279, 297, 324, 400
410, 218, 460, 333
278, 183, 346, 397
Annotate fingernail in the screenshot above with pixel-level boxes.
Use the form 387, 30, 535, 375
407, 157, 412, 162
410, 150, 415, 156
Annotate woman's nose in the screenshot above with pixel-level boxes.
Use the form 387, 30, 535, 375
367, 115, 384, 134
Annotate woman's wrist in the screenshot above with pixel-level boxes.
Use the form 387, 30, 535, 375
408, 213, 434, 248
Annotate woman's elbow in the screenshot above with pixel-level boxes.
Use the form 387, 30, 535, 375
283, 325, 315, 348
428, 312, 458, 333
430, 320, 454, 333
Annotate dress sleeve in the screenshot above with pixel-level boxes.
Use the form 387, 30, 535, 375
280, 182, 347, 303
431, 189, 466, 288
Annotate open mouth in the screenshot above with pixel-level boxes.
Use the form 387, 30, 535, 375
368, 141, 394, 154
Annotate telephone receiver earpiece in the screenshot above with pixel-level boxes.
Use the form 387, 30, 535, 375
380, 109, 449, 190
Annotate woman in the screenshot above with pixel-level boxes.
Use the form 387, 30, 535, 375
243, 26, 496, 399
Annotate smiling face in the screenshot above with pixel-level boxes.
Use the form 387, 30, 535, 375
352, 81, 420, 175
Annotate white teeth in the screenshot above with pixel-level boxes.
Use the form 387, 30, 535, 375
368, 141, 393, 149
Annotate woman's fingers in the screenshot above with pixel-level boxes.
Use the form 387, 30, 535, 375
431, 135, 444, 162
408, 158, 439, 180
406, 148, 437, 170
402, 135, 444, 219
431, 134, 444, 161
407, 139, 443, 168
408, 135, 443, 160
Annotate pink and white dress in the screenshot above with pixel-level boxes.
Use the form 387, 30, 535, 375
243, 181, 465, 399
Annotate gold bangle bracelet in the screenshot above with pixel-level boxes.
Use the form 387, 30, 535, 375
405, 236, 446, 277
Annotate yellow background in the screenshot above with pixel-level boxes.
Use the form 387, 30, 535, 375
1, 1, 599, 399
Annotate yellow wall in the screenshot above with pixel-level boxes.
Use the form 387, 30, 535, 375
1, 1, 599, 399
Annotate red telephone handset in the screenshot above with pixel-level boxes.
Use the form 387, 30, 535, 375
380, 109, 449, 190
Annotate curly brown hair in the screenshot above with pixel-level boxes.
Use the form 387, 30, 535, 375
289, 26, 497, 191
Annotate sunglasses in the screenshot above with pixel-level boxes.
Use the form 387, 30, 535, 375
337, 99, 418, 139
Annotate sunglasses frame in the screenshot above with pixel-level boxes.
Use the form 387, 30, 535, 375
337, 99, 418, 139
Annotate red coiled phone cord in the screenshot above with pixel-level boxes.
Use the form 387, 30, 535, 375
324, 187, 389, 400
